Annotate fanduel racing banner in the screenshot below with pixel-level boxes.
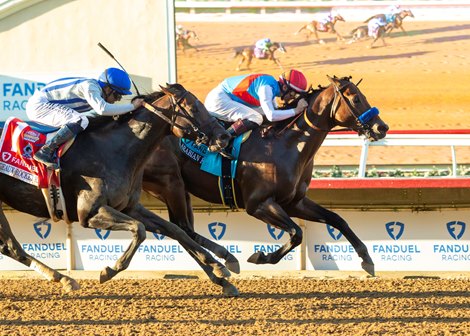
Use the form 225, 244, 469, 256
306, 211, 469, 271
0, 72, 99, 124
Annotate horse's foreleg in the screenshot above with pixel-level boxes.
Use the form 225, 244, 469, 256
0, 206, 79, 292
336, 31, 344, 42
236, 57, 244, 71
86, 205, 146, 283
285, 197, 374, 276
129, 204, 238, 296
273, 57, 284, 71
314, 30, 325, 44
245, 198, 302, 265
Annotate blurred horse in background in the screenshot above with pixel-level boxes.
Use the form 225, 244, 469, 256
365, 9, 415, 36
348, 17, 388, 48
176, 29, 199, 53
294, 14, 345, 44
233, 42, 286, 71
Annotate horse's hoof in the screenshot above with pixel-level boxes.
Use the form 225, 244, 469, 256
223, 283, 240, 297
225, 255, 240, 274
213, 265, 231, 279
100, 266, 118, 284
60, 276, 80, 293
247, 251, 267, 264
319, 40, 326, 45
361, 261, 375, 277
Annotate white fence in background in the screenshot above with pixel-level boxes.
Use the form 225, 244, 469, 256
175, 0, 470, 21
322, 131, 470, 177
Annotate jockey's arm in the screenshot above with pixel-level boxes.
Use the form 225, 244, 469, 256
83, 83, 136, 116
258, 85, 297, 122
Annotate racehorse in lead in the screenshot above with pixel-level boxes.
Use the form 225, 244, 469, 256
364, 9, 415, 36
0, 83, 240, 296
143, 76, 389, 276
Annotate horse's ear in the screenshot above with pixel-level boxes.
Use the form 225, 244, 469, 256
160, 84, 170, 95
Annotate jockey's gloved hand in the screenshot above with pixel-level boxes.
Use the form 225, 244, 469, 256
294, 98, 308, 115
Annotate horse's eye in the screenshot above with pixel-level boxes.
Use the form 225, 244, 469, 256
352, 95, 361, 105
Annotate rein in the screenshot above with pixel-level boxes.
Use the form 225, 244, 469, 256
142, 91, 208, 139
300, 80, 378, 134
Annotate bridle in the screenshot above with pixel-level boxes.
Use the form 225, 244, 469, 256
302, 78, 379, 137
142, 89, 213, 144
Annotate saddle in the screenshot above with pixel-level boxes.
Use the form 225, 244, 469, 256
0, 117, 74, 222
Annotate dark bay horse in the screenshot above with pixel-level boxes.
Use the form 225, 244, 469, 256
365, 10, 415, 36
0, 83, 239, 296
347, 20, 388, 48
233, 42, 286, 71
294, 14, 345, 44
143, 76, 389, 277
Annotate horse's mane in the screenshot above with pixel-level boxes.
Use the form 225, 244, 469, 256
263, 76, 353, 135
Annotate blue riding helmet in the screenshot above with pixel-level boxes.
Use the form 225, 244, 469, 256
98, 67, 132, 95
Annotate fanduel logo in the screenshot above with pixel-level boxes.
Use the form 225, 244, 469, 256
152, 233, 166, 240
385, 221, 405, 240
327, 225, 342, 240
2, 152, 12, 162
267, 224, 284, 240
33, 220, 51, 239
95, 229, 111, 240
208, 222, 226, 240
446, 221, 466, 240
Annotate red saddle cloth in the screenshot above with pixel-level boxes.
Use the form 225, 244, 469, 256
316, 22, 329, 32
0, 117, 51, 188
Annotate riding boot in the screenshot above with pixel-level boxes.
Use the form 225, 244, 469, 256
226, 119, 259, 138
34, 125, 76, 169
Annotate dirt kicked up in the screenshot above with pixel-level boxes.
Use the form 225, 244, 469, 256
0, 277, 468, 335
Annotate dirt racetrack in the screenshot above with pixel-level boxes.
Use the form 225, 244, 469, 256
176, 20, 470, 166
0, 275, 469, 335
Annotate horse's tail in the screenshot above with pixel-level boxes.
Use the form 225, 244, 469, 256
349, 26, 361, 35
363, 15, 377, 23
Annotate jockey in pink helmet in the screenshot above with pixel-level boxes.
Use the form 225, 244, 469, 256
205, 69, 309, 137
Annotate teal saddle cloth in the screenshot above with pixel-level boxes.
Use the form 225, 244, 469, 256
179, 134, 245, 177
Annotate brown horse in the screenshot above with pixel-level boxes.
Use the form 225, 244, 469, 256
0, 83, 239, 295
347, 20, 389, 48
233, 42, 286, 71
142, 76, 389, 278
295, 14, 345, 44
176, 30, 199, 53
365, 10, 415, 36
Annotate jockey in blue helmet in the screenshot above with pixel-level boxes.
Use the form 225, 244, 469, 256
26, 67, 144, 169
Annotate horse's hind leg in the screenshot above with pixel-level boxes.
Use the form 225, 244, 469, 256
285, 197, 374, 276
245, 198, 303, 264
85, 205, 146, 283
0, 205, 79, 292
129, 204, 239, 297
164, 188, 240, 273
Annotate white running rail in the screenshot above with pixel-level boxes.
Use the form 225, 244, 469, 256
322, 132, 470, 177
